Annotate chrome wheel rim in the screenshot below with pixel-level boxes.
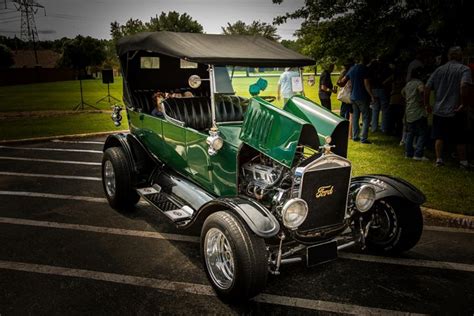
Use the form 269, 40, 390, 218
104, 160, 116, 197
204, 228, 235, 290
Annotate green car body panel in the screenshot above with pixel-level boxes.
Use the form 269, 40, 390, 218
284, 95, 346, 146
128, 95, 347, 197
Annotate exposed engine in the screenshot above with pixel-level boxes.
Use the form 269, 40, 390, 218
240, 154, 293, 205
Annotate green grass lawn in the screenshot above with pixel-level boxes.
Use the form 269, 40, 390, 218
0, 79, 123, 112
0, 113, 128, 140
1, 76, 472, 215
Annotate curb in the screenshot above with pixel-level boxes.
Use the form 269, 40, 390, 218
0, 130, 128, 145
421, 206, 474, 230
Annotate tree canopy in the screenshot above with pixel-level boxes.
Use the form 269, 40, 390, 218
59, 35, 106, 72
111, 11, 203, 41
273, 0, 474, 62
221, 20, 280, 41
0, 44, 14, 69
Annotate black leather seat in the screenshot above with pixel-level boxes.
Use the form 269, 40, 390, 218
163, 97, 243, 130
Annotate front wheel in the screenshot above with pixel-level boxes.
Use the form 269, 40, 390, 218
201, 211, 268, 301
365, 198, 423, 255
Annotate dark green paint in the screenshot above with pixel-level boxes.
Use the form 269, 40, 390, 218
284, 95, 346, 146
239, 97, 310, 168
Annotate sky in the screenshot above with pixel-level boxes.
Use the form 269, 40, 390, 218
0, 0, 305, 41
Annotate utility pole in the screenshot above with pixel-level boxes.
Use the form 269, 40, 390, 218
3, 0, 46, 65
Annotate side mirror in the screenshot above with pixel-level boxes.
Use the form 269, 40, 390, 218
188, 75, 202, 89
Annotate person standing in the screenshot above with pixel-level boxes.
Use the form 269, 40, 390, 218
425, 46, 473, 168
341, 56, 375, 144
337, 61, 354, 138
368, 57, 391, 133
277, 67, 300, 105
319, 63, 336, 111
401, 67, 428, 160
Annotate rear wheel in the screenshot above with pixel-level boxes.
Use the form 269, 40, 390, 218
366, 198, 423, 255
201, 211, 268, 301
102, 147, 140, 211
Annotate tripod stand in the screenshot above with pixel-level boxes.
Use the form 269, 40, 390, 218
96, 82, 121, 106
73, 76, 99, 111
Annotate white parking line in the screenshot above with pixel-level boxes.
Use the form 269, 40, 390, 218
0, 172, 101, 181
0, 145, 102, 154
0, 156, 101, 166
51, 140, 104, 145
0, 215, 472, 274
424, 225, 474, 234
0, 191, 106, 203
0, 217, 199, 243
0, 260, 422, 315
338, 253, 474, 273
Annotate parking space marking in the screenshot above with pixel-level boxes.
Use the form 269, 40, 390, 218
51, 140, 104, 145
0, 217, 200, 243
338, 253, 474, 273
0, 156, 101, 166
0, 191, 106, 203
424, 225, 474, 234
0, 172, 101, 181
0, 145, 102, 154
0, 215, 472, 274
0, 259, 421, 315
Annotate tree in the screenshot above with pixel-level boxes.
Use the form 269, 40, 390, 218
222, 20, 280, 41
147, 11, 203, 33
273, 0, 474, 62
59, 35, 106, 73
110, 11, 203, 41
0, 44, 14, 69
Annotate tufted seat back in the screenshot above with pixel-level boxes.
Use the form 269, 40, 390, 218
163, 97, 243, 130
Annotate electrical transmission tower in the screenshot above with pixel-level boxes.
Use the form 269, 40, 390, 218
3, 0, 46, 64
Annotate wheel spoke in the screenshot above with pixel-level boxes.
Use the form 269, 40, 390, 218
204, 228, 235, 290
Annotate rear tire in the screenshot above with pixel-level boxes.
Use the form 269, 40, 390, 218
366, 198, 423, 255
102, 147, 140, 211
201, 211, 268, 301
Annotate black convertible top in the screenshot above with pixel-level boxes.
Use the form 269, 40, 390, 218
116, 31, 314, 67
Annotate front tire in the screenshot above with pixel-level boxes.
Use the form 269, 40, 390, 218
366, 198, 423, 255
102, 147, 140, 211
201, 211, 268, 301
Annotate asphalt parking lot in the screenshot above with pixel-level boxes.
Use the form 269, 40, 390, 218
0, 136, 473, 315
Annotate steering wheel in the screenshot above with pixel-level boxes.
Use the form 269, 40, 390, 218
260, 96, 276, 103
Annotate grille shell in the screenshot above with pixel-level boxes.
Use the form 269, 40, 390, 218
296, 154, 351, 232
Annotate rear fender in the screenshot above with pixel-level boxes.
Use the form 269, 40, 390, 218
183, 197, 280, 238
351, 175, 426, 205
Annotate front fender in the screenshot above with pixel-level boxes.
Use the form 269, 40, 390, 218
351, 174, 426, 205
183, 196, 280, 238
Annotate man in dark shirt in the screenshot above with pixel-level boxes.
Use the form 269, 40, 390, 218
319, 63, 336, 111
341, 56, 375, 143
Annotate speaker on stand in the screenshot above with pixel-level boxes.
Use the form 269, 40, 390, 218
96, 69, 121, 106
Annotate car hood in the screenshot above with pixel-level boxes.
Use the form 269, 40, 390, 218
239, 96, 348, 168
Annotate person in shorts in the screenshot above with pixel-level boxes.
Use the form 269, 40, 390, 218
425, 46, 473, 168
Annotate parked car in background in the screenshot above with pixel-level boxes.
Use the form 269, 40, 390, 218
102, 31, 425, 300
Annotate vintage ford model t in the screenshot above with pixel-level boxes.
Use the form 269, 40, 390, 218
102, 31, 425, 300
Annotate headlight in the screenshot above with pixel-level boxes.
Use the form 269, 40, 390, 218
281, 198, 308, 229
206, 130, 224, 156
355, 185, 376, 212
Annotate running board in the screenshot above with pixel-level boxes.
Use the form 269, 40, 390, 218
137, 186, 194, 222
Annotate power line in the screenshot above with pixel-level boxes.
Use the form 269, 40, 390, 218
3, 0, 46, 64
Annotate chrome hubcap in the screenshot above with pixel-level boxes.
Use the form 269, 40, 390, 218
104, 160, 116, 197
204, 228, 235, 290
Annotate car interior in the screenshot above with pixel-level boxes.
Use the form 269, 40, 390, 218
124, 52, 247, 130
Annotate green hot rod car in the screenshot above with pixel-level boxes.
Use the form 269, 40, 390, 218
102, 31, 425, 300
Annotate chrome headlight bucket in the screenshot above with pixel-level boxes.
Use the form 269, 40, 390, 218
355, 185, 376, 212
281, 198, 308, 229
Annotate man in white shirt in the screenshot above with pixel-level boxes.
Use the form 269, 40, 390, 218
277, 67, 300, 104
